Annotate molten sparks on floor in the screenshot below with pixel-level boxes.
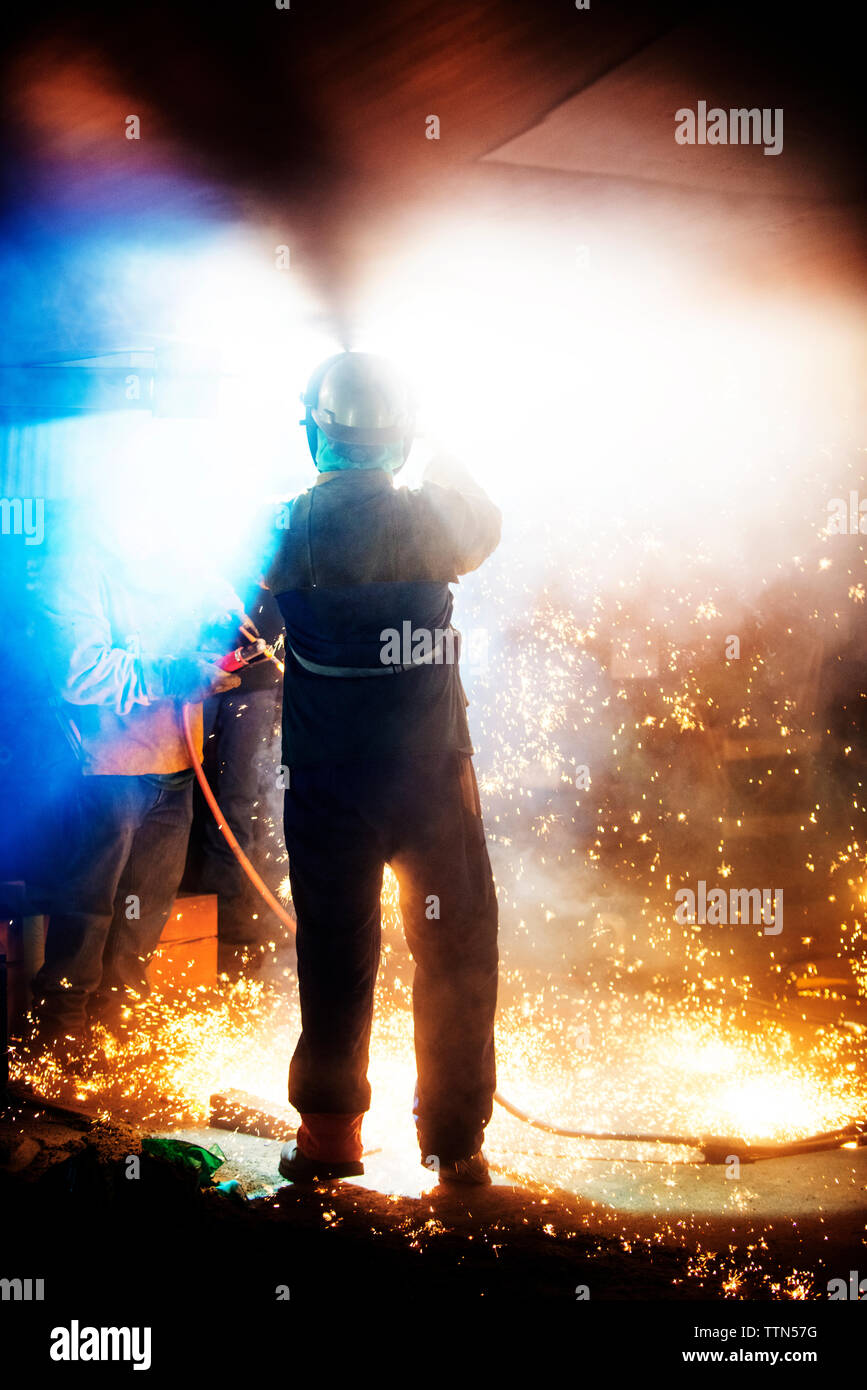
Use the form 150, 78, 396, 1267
11, 953, 866, 1193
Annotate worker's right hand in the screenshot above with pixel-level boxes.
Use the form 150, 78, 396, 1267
199, 661, 242, 697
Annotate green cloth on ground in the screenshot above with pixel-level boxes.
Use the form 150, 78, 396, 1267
141, 1136, 225, 1186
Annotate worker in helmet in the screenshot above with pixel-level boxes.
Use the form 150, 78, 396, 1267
267, 351, 501, 1185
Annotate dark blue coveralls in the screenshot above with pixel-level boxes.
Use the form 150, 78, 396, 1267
267, 466, 501, 1162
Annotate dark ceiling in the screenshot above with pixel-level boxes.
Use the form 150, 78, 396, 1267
2, 0, 865, 330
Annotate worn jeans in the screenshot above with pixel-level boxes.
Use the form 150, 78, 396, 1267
283, 751, 499, 1163
33, 774, 193, 1031
195, 687, 282, 948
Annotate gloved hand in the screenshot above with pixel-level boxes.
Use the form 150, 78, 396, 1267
145, 653, 241, 701
199, 661, 242, 697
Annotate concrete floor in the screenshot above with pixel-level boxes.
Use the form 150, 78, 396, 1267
162, 1119, 867, 1242
3, 1087, 864, 1305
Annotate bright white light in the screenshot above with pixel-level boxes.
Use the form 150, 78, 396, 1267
352, 215, 860, 538
83, 226, 341, 600
78, 215, 863, 609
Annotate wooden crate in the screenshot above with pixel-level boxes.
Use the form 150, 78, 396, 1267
0, 893, 218, 1027
146, 893, 218, 993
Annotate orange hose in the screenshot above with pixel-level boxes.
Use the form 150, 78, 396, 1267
180, 701, 296, 936
181, 705, 867, 1159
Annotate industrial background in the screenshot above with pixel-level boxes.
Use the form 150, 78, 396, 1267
1, 0, 866, 1337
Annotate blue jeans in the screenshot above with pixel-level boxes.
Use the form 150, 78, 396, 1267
195, 687, 282, 947
33, 774, 193, 1031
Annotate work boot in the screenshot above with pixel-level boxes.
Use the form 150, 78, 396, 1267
278, 1110, 365, 1183
278, 1141, 364, 1184
425, 1149, 492, 1186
